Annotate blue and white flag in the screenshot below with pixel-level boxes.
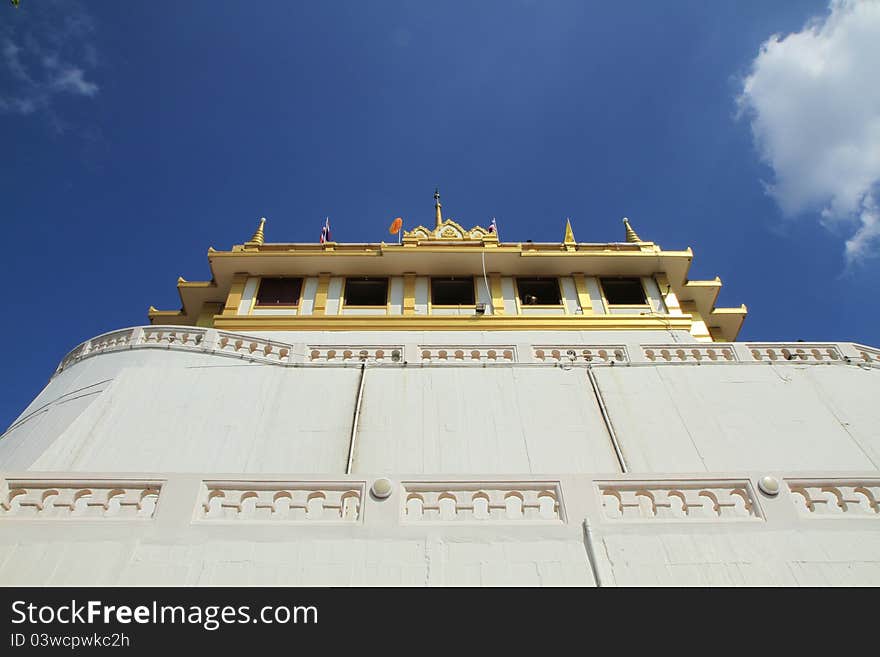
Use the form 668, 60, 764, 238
319, 217, 331, 243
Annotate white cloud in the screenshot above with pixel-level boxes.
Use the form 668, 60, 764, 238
0, 3, 99, 122
738, 0, 880, 263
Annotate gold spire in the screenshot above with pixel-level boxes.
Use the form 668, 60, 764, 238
563, 218, 576, 245
247, 217, 266, 246
434, 188, 443, 231
623, 217, 642, 243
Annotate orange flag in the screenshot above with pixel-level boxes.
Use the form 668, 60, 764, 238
389, 217, 403, 235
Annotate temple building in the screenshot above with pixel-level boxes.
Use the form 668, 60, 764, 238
1, 192, 878, 586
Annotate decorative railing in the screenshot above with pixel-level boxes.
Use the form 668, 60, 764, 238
786, 479, 880, 517
51, 327, 880, 377
533, 346, 628, 364
853, 344, 880, 365
86, 328, 136, 356
1, 474, 878, 529
141, 327, 204, 350
214, 334, 291, 364
598, 480, 760, 521
197, 481, 364, 522
401, 481, 563, 522
746, 343, 843, 362
419, 346, 516, 363
0, 479, 161, 519
643, 345, 736, 363
308, 346, 403, 363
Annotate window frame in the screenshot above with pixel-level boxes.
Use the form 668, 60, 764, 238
342, 276, 390, 308
599, 277, 650, 308
514, 276, 563, 308
430, 276, 477, 308
254, 276, 304, 308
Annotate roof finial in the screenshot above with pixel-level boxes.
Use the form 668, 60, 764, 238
623, 217, 642, 243
434, 187, 443, 231
248, 217, 266, 246
563, 217, 576, 245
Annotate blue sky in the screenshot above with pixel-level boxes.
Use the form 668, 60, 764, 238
2, 0, 878, 428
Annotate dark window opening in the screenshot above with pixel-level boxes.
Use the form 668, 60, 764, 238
345, 278, 388, 306
431, 277, 475, 305
517, 278, 561, 305
601, 278, 647, 305
255, 277, 303, 306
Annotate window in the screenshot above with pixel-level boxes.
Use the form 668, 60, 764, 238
516, 278, 561, 305
601, 278, 647, 305
431, 277, 475, 305
255, 277, 303, 306
344, 277, 388, 306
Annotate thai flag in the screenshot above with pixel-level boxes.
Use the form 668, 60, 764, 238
319, 217, 331, 243
489, 217, 498, 236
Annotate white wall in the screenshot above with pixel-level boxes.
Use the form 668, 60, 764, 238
584, 277, 606, 314
352, 368, 620, 474
389, 276, 403, 315
501, 277, 518, 315
595, 365, 879, 473
414, 277, 429, 315
560, 277, 580, 314
300, 276, 319, 316
27, 367, 360, 473
237, 277, 259, 315
326, 277, 344, 315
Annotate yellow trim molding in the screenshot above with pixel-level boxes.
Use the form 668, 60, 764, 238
212, 314, 695, 333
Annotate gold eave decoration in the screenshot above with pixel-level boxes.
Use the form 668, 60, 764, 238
402, 218, 499, 246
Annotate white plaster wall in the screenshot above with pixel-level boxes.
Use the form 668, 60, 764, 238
341, 308, 387, 316
0, 535, 596, 586
237, 277, 259, 315
476, 276, 492, 310
0, 350, 220, 470
352, 368, 620, 474
414, 277, 429, 315
27, 366, 360, 473
431, 307, 473, 316
325, 277, 344, 315
584, 277, 606, 314
252, 308, 298, 315
389, 276, 403, 315
643, 276, 667, 314
299, 276, 319, 315
560, 277, 580, 314
608, 307, 646, 315
595, 365, 880, 473
501, 277, 518, 315
800, 366, 880, 467
521, 307, 566, 316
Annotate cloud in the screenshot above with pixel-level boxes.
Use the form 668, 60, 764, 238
738, 0, 880, 263
0, 2, 99, 123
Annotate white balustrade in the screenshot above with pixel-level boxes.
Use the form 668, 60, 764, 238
214, 332, 291, 364
533, 346, 627, 364
747, 343, 842, 362
643, 344, 736, 363
0, 479, 161, 519
402, 482, 563, 522
599, 480, 759, 520
787, 479, 880, 517
198, 481, 364, 522
419, 346, 516, 363
308, 346, 402, 363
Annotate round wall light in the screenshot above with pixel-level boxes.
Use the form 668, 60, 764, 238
371, 478, 394, 499
758, 475, 780, 496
